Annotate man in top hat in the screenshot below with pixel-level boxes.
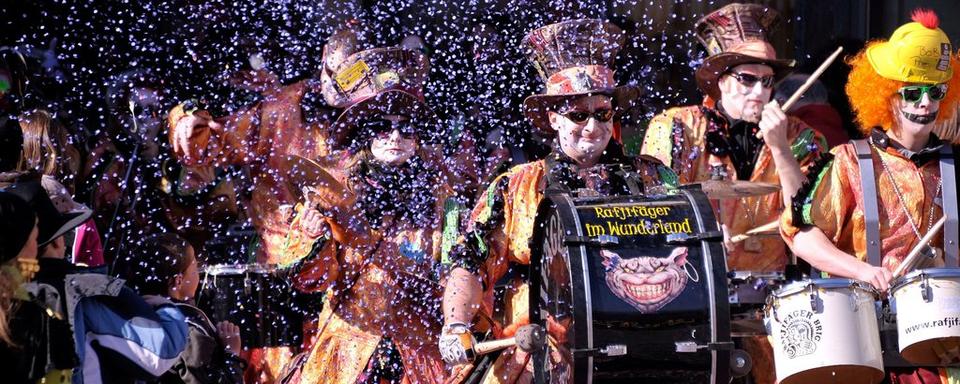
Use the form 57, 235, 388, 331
781, 9, 960, 382
271, 26, 475, 384
438, 19, 678, 383
639, 3, 826, 383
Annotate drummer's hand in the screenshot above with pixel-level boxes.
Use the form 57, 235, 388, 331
300, 208, 329, 239
759, 100, 790, 149
174, 112, 221, 159
439, 322, 475, 365
856, 264, 893, 292
721, 224, 735, 253
216, 321, 242, 354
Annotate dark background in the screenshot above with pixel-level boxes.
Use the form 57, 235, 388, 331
3, 0, 958, 158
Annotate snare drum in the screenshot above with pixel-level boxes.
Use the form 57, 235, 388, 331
529, 188, 736, 383
890, 268, 960, 365
766, 279, 883, 384
197, 263, 303, 348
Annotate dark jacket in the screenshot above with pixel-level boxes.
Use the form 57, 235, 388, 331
0, 298, 78, 383
157, 302, 246, 384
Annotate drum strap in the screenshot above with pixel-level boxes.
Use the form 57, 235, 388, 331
614, 164, 643, 195
939, 145, 959, 266
853, 139, 882, 267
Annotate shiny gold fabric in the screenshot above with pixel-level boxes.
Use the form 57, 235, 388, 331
285, 165, 457, 384
167, 81, 332, 266
642, 104, 825, 272
459, 158, 672, 384
781, 143, 945, 271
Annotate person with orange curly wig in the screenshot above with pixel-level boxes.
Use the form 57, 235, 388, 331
781, 8, 960, 384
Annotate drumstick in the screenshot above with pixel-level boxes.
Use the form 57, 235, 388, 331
780, 47, 844, 112
893, 216, 947, 278
730, 220, 780, 244
472, 324, 545, 355
756, 46, 844, 138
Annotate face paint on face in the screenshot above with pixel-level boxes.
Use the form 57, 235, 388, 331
718, 63, 775, 123
369, 115, 419, 166
895, 83, 943, 134
548, 94, 614, 166
600, 247, 689, 313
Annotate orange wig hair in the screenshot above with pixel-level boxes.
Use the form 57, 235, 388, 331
845, 46, 960, 136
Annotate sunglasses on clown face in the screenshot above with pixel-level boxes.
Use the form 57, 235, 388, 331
558, 108, 615, 124
728, 72, 775, 89
898, 84, 947, 103
362, 118, 417, 139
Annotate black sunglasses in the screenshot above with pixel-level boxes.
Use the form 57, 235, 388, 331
558, 108, 615, 124
362, 118, 417, 138
727, 72, 775, 88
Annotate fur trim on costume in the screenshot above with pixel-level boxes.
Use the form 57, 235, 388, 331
791, 152, 835, 228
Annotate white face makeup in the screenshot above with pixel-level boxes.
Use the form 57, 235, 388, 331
718, 63, 775, 123
895, 83, 945, 136
369, 115, 419, 166
547, 94, 615, 167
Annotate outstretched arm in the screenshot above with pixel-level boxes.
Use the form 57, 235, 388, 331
790, 227, 893, 291
443, 267, 483, 326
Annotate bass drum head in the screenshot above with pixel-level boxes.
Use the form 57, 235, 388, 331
530, 191, 729, 384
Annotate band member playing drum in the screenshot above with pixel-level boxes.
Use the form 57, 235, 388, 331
278, 28, 466, 384
640, 4, 826, 383
438, 19, 678, 383
780, 9, 960, 383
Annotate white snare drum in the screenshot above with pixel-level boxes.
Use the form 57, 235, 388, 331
765, 279, 883, 384
890, 268, 960, 365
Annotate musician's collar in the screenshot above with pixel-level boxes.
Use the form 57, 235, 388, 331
869, 127, 943, 165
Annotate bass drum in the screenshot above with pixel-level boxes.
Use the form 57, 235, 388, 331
529, 188, 734, 384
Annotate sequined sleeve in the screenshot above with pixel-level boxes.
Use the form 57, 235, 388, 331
448, 175, 509, 274
166, 101, 263, 167
781, 146, 857, 251
640, 110, 682, 170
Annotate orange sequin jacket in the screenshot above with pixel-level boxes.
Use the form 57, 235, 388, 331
641, 104, 826, 272
167, 81, 331, 266
282, 158, 463, 384
781, 129, 947, 272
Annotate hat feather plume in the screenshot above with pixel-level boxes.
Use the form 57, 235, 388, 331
911, 8, 939, 29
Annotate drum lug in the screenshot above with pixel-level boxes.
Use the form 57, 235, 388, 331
665, 230, 723, 245
573, 344, 628, 357
676, 341, 734, 353
921, 273, 932, 303
564, 235, 619, 247
808, 286, 821, 313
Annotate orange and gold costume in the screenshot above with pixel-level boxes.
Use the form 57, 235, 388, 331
641, 104, 826, 272
282, 159, 460, 384
167, 81, 331, 266
780, 10, 960, 383
167, 81, 332, 382
448, 149, 677, 383
780, 129, 946, 272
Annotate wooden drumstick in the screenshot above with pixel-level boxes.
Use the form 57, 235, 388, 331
780, 47, 844, 112
893, 216, 947, 278
756, 46, 844, 138
472, 324, 545, 355
730, 220, 780, 244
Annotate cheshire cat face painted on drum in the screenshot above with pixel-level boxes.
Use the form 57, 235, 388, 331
600, 247, 689, 313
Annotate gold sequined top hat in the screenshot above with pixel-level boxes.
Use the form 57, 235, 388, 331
521, 19, 640, 134
320, 26, 438, 149
694, 3, 795, 101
